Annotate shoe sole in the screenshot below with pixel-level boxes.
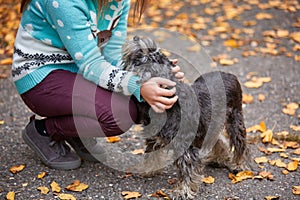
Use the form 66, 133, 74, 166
22, 129, 81, 170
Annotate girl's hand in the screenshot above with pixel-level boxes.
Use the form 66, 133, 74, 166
141, 77, 178, 113
170, 59, 185, 80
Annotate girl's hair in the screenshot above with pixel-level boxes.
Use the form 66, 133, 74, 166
20, 0, 148, 21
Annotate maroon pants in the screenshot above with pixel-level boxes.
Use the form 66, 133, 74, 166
21, 70, 138, 141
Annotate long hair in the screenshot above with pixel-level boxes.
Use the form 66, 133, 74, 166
20, 0, 149, 21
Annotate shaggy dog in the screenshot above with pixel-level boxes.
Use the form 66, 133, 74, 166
122, 36, 251, 199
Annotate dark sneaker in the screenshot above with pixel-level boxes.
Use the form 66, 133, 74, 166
67, 137, 106, 162
22, 117, 81, 170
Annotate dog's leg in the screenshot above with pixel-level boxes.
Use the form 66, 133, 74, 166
226, 108, 252, 171
171, 147, 203, 199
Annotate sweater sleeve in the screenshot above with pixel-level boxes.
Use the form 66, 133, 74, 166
44, 0, 142, 101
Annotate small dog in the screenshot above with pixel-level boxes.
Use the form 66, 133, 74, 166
122, 36, 251, 199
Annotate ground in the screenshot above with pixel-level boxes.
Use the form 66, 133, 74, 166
0, 0, 300, 199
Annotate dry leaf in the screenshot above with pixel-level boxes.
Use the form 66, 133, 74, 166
267, 147, 286, 153
6, 191, 15, 200
256, 13, 273, 20
258, 94, 266, 101
275, 131, 289, 137
122, 191, 142, 199
290, 32, 300, 43
293, 186, 300, 195
254, 156, 268, 164
131, 149, 145, 155
65, 180, 89, 192
242, 93, 254, 104
254, 171, 273, 180
228, 170, 254, 183
0, 120, 5, 125
51, 181, 61, 193
219, 58, 235, 66
57, 193, 76, 200
280, 153, 289, 158
37, 186, 49, 194
293, 148, 300, 155
286, 160, 298, 171
201, 176, 215, 184
224, 39, 240, 48
265, 196, 280, 200
269, 159, 287, 168
258, 146, 271, 155
187, 44, 201, 52
9, 164, 25, 174
0, 57, 12, 65
284, 141, 299, 149
246, 121, 266, 133
260, 130, 273, 143
37, 171, 47, 179
149, 190, 171, 199
282, 169, 289, 175
290, 125, 300, 131
106, 136, 121, 143
276, 29, 289, 38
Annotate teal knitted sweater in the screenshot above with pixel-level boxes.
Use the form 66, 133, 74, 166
12, 0, 141, 101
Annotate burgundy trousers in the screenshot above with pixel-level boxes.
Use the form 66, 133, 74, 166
21, 70, 138, 141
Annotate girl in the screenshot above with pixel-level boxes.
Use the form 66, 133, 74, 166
12, 0, 183, 170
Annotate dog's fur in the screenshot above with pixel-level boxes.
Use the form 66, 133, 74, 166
122, 36, 251, 199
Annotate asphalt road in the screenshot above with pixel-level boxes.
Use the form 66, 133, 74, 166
1, 1, 300, 200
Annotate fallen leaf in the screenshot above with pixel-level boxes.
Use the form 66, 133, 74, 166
254, 171, 273, 180
224, 39, 240, 48
293, 186, 300, 195
187, 44, 201, 52
37, 186, 49, 194
131, 149, 145, 155
276, 29, 289, 38
9, 164, 25, 174
149, 190, 171, 199
57, 193, 76, 200
122, 191, 142, 199
258, 94, 266, 101
201, 176, 215, 184
258, 146, 271, 155
290, 125, 300, 131
219, 58, 235, 66
286, 160, 298, 171
0, 120, 5, 125
228, 170, 254, 183
0, 57, 12, 65
247, 121, 266, 133
283, 141, 299, 149
50, 181, 61, 193
254, 156, 269, 164
280, 153, 289, 158
242, 93, 254, 104
267, 147, 286, 153
256, 13, 273, 20
65, 180, 89, 192
293, 148, 300, 155
6, 191, 15, 200
290, 32, 300, 43
265, 196, 280, 200
260, 130, 273, 143
281, 169, 289, 175
269, 159, 287, 168
275, 131, 289, 137
37, 172, 47, 179
106, 136, 121, 143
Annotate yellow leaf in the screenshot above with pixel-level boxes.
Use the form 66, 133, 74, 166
244, 80, 263, 88
187, 44, 201, 52
276, 29, 289, 38
37, 172, 47, 179
106, 136, 121, 143
201, 176, 215, 184
282, 108, 296, 116
260, 121, 267, 132
254, 156, 268, 164
286, 160, 298, 171
267, 147, 286, 153
219, 58, 235, 66
265, 196, 280, 200
242, 93, 254, 104
290, 125, 300, 131
9, 164, 26, 174
57, 193, 76, 200
287, 102, 299, 110
0, 120, 4, 125
280, 153, 289, 158
6, 191, 15, 200
224, 39, 240, 48
293, 186, 300, 195
258, 94, 266, 101
50, 181, 61, 193
256, 13, 273, 20
269, 159, 287, 168
65, 180, 89, 192
131, 149, 145, 155
228, 170, 254, 183
148, 190, 171, 199
284, 141, 299, 149
121, 191, 142, 199
37, 186, 49, 194
282, 169, 289, 175
293, 148, 300, 155
260, 130, 273, 143
0, 57, 12, 65
290, 32, 300, 43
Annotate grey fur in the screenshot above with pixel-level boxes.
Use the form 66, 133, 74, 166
122, 36, 252, 199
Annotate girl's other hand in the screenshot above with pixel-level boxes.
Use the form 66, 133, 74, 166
170, 59, 185, 81
141, 77, 178, 113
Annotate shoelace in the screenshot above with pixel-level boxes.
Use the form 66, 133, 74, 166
49, 140, 70, 156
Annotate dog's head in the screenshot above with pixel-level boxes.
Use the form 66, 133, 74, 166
122, 36, 175, 83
